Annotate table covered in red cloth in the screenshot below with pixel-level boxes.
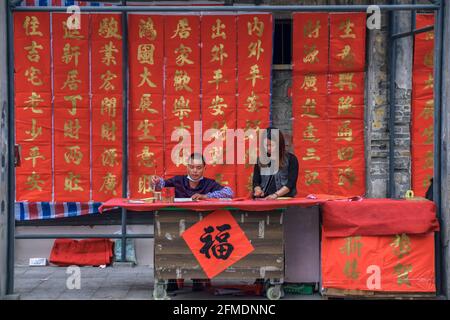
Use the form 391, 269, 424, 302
98, 197, 336, 213
321, 199, 439, 293
100, 197, 440, 237
322, 199, 439, 237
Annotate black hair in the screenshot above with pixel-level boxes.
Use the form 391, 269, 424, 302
189, 152, 206, 165
259, 127, 287, 167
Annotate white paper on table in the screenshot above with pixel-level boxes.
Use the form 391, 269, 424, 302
173, 198, 194, 202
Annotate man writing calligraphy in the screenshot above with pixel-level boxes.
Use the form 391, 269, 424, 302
151, 152, 234, 200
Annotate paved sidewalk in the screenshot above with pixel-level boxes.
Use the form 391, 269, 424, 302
14, 266, 323, 300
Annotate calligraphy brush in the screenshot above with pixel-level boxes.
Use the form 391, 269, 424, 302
153, 163, 159, 190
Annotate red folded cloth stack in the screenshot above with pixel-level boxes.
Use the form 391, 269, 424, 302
49, 239, 114, 266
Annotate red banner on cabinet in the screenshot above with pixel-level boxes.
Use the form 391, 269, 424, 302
182, 210, 255, 279
322, 232, 436, 292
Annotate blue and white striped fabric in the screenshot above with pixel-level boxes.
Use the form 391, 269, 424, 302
16, 1, 207, 6
17, 0, 120, 6
15, 202, 103, 221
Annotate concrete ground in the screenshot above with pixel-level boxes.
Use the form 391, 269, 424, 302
13, 266, 323, 300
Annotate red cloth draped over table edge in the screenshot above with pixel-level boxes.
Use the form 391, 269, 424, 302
322, 199, 439, 237
98, 197, 337, 213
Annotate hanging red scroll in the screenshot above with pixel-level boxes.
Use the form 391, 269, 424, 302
322, 233, 436, 292
328, 13, 366, 196
292, 13, 366, 197
164, 15, 201, 177
292, 13, 330, 197
91, 14, 123, 201
201, 15, 237, 192
128, 15, 165, 198
52, 13, 90, 202
411, 14, 435, 197
14, 12, 52, 201
236, 14, 272, 198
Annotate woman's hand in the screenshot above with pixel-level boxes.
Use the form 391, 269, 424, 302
192, 193, 207, 201
265, 193, 278, 200
254, 186, 264, 198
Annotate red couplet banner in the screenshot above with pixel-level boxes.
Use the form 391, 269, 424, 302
52, 13, 90, 202
293, 13, 330, 196
328, 13, 366, 197
128, 15, 165, 198
411, 14, 435, 197
164, 15, 201, 178
292, 13, 366, 197
201, 15, 237, 193
236, 14, 272, 198
14, 13, 275, 203
91, 14, 123, 201
14, 12, 52, 201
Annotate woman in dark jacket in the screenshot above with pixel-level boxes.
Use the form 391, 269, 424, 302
252, 127, 299, 199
